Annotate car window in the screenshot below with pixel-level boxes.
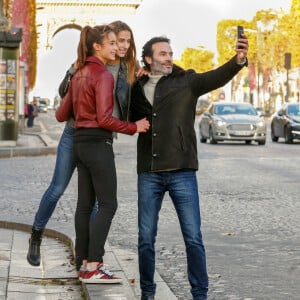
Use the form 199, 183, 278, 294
215, 105, 256, 115
288, 105, 300, 116
222, 106, 235, 114
236, 106, 256, 115
215, 105, 235, 115
214, 105, 223, 115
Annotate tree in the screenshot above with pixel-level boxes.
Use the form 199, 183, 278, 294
215, 8, 296, 108
175, 46, 214, 73
216, 20, 254, 102
287, 0, 300, 67
11, 0, 37, 90
4, 0, 37, 90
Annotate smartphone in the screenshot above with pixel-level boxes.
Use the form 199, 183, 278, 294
237, 26, 244, 49
237, 25, 244, 39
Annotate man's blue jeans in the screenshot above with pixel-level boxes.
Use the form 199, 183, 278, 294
138, 170, 208, 300
33, 123, 76, 230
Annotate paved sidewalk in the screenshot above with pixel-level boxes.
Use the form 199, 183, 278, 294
0, 122, 177, 300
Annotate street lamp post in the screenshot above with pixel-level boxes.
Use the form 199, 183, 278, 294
284, 52, 291, 103
0, 1, 23, 145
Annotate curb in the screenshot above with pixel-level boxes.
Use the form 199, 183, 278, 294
0, 132, 57, 158
0, 220, 141, 300
0, 220, 73, 248
0, 145, 57, 158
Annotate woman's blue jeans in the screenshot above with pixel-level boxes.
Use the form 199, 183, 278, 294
33, 123, 76, 230
138, 170, 208, 300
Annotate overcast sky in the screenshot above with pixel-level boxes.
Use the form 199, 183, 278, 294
132, 0, 290, 57
32, 0, 291, 101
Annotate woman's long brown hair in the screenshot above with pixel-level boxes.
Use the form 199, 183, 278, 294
109, 20, 137, 85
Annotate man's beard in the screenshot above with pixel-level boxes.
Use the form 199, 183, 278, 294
151, 60, 173, 75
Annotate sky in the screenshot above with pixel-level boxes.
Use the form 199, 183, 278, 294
32, 0, 291, 102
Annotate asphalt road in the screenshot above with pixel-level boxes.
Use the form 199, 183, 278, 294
1, 111, 299, 300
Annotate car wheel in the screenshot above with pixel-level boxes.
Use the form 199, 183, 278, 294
200, 136, 207, 143
199, 125, 207, 143
284, 127, 293, 144
258, 139, 266, 145
245, 140, 251, 145
209, 127, 217, 144
271, 124, 279, 142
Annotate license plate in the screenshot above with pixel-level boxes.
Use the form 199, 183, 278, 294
232, 131, 252, 136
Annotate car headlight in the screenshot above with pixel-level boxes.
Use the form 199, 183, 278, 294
215, 119, 227, 126
256, 121, 265, 127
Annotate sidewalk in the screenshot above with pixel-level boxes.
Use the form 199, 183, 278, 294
0, 123, 177, 300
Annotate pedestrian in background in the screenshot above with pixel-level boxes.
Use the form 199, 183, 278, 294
26, 99, 38, 127
55, 24, 149, 283
130, 34, 248, 300
27, 20, 140, 269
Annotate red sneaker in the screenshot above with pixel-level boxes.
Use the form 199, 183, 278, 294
78, 265, 86, 280
80, 263, 122, 284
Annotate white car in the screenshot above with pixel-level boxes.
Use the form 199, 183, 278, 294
199, 102, 266, 145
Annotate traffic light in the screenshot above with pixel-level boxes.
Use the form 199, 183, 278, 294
0, 27, 22, 48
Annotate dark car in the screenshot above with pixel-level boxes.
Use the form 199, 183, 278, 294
199, 101, 266, 145
271, 103, 300, 143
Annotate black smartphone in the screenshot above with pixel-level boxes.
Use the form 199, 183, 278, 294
237, 25, 244, 39
237, 26, 244, 49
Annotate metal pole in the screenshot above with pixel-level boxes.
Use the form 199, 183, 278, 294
257, 62, 260, 107
284, 53, 291, 103
286, 69, 289, 102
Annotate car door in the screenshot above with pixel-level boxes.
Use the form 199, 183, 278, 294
200, 104, 214, 138
277, 107, 288, 137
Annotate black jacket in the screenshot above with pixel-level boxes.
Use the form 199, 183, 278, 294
114, 62, 130, 121
130, 56, 245, 174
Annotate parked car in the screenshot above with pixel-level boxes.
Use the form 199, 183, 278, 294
196, 98, 210, 115
38, 103, 48, 113
270, 103, 300, 143
199, 101, 266, 145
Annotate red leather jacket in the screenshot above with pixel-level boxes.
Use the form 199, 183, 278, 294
56, 56, 137, 135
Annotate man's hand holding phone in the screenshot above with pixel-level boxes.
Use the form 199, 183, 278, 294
235, 25, 248, 65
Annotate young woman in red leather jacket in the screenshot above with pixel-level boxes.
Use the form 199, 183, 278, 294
56, 24, 149, 284
26, 21, 143, 269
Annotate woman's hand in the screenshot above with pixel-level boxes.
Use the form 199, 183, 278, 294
135, 118, 150, 133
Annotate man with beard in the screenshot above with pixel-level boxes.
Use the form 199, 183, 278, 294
130, 35, 248, 300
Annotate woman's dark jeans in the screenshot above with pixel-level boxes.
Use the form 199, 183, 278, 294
74, 139, 117, 269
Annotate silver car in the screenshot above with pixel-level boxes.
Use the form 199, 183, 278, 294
199, 102, 266, 145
